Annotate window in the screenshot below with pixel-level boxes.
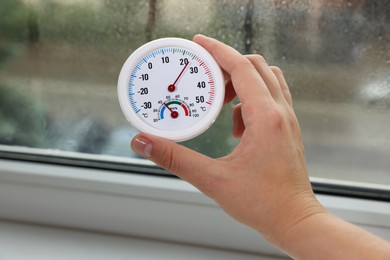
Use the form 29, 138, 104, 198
1, 0, 389, 193
1, 1, 389, 258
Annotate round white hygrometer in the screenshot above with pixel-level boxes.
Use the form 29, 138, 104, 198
117, 38, 224, 142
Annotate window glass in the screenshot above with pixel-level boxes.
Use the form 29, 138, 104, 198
0, 0, 389, 185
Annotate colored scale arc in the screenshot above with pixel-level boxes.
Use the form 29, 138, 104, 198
160, 100, 189, 119
127, 47, 216, 115
195, 56, 214, 105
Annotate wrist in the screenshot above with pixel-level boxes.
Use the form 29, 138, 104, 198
272, 206, 390, 259
275, 207, 330, 257
262, 193, 327, 252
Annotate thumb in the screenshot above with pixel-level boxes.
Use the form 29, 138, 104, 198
131, 133, 214, 186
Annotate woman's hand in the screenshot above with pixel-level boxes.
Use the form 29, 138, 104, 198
131, 34, 324, 243
131, 35, 390, 259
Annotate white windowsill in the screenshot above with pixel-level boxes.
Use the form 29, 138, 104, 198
0, 158, 389, 259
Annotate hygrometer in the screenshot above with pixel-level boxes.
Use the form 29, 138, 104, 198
118, 38, 224, 142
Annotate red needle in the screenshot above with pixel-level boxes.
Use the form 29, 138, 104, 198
163, 103, 179, 119
168, 62, 189, 92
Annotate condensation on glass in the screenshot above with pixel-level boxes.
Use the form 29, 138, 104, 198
0, 0, 389, 185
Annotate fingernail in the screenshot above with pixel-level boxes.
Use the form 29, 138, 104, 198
132, 136, 153, 158
196, 34, 208, 38
194, 34, 210, 41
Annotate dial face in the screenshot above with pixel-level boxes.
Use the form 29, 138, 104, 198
118, 38, 224, 142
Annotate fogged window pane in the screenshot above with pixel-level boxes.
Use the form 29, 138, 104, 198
0, 0, 389, 185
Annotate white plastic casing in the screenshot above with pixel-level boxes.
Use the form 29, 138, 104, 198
117, 38, 225, 142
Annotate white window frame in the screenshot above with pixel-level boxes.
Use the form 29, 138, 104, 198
1, 153, 389, 258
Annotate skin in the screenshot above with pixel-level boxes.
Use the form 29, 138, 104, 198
131, 34, 390, 259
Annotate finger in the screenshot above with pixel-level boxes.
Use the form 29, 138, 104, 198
223, 70, 231, 82
131, 133, 215, 189
246, 55, 285, 103
270, 66, 293, 107
193, 35, 273, 109
232, 104, 245, 138
224, 80, 236, 104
